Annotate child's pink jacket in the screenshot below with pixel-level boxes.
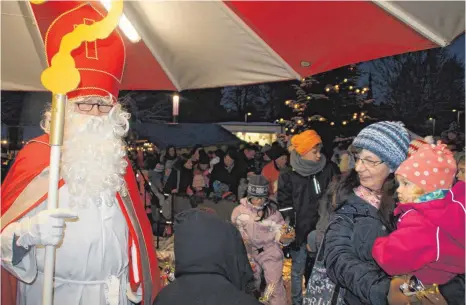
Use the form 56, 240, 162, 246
372, 181, 465, 285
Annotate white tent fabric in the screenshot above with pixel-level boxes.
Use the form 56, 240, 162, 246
1, 1, 464, 91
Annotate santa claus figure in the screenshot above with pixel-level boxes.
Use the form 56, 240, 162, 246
1, 2, 159, 305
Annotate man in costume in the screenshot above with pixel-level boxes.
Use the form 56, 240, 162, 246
1, 2, 160, 305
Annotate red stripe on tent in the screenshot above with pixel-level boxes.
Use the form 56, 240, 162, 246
226, 1, 436, 76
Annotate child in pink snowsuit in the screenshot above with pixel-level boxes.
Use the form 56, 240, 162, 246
232, 175, 295, 305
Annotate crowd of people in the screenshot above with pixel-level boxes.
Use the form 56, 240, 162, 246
1, 2, 464, 304
127, 120, 466, 305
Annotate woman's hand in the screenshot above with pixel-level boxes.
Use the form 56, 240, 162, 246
388, 277, 411, 305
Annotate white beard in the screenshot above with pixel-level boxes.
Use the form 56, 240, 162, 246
60, 106, 129, 208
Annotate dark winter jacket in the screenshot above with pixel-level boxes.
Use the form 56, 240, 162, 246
324, 194, 390, 305
210, 162, 243, 197
235, 154, 255, 178
439, 273, 465, 305
163, 164, 193, 195
154, 209, 260, 305
277, 162, 339, 245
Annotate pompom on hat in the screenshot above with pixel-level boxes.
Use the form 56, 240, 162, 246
408, 136, 435, 157
290, 130, 322, 156
396, 143, 457, 193
352, 121, 410, 171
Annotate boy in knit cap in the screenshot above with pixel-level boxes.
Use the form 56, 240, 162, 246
232, 175, 295, 305
277, 129, 339, 305
372, 143, 465, 304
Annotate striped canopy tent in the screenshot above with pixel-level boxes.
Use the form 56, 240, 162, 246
1, 1, 464, 91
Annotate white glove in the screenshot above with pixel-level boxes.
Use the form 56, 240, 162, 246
126, 283, 142, 304
14, 209, 78, 249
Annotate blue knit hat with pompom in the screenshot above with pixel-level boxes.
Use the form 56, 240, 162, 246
352, 121, 410, 171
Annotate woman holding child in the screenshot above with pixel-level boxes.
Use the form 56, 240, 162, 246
321, 122, 465, 305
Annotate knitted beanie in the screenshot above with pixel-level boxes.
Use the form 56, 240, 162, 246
290, 130, 322, 156
396, 143, 456, 192
247, 175, 269, 198
352, 121, 410, 171
266, 145, 287, 160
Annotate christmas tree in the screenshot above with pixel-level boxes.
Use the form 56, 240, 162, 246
278, 65, 376, 140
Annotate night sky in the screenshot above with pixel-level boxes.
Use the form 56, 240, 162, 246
358, 33, 465, 88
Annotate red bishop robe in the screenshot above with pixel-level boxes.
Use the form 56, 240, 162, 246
1, 134, 160, 305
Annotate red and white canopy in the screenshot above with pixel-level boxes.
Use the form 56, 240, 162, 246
1, 1, 464, 91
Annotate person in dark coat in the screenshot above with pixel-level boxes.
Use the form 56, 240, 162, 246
163, 154, 194, 195
236, 144, 259, 177
277, 129, 339, 305
153, 209, 261, 305
210, 148, 244, 198
323, 121, 410, 305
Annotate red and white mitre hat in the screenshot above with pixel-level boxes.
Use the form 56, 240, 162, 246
44, 1, 125, 104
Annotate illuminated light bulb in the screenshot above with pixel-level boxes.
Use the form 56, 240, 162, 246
301, 78, 306, 82
280, 118, 284, 122
355, 89, 360, 94
100, 0, 141, 43
290, 129, 295, 133
343, 78, 348, 83
325, 88, 330, 92
452, 109, 457, 112
361, 112, 365, 116
364, 87, 369, 91
342, 121, 348, 125
294, 104, 299, 109
334, 85, 339, 90
307, 96, 311, 100
429, 117, 434, 121
330, 122, 335, 126
297, 120, 303, 125
349, 86, 353, 90
285, 100, 291, 105
319, 117, 325, 121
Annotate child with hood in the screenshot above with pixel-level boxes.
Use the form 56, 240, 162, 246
372, 143, 465, 305
232, 175, 295, 305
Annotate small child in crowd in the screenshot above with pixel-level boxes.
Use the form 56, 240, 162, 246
372, 143, 465, 304
231, 175, 295, 305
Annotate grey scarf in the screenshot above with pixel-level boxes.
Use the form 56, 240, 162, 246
290, 150, 326, 177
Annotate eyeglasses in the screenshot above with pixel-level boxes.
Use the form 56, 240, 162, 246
75, 103, 113, 113
354, 156, 384, 168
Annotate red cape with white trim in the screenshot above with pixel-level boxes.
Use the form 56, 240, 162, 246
1, 134, 160, 305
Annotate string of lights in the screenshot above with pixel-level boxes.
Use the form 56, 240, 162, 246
276, 66, 376, 133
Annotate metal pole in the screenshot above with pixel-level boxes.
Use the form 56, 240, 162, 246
42, 94, 66, 305
433, 119, 436, 136
245, 114, 247, 123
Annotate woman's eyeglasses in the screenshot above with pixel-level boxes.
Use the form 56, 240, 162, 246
354, 156, 384, 168
75, 103, 113, 114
